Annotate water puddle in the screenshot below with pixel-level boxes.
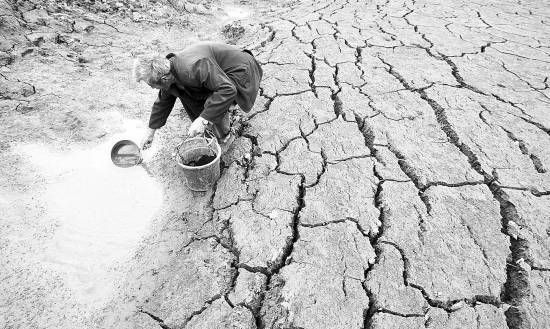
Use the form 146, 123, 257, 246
221, 0, 252, 21
17, 119, 163, 308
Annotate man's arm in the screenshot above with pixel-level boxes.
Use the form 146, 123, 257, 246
193, 58, 237, 123
149, 88, 177, 129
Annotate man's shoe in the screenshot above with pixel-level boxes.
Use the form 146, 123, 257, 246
219, 132, 235, 154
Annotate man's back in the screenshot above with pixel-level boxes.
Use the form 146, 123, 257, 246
171, 42, 252, 81
169, 42, 262, 113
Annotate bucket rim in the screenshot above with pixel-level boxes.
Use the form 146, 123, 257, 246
175, 136, 222, 170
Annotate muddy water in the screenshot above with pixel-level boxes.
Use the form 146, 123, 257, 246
17, 120, 163, 308
184, 154, 217, 166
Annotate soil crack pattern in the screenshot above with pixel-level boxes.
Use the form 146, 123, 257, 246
2, 0, 550, 328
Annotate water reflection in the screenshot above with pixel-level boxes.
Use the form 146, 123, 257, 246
111, 140, 143, 168
18, 120, 163, 307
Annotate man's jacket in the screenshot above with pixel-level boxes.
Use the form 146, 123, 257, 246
148, 42, 263, 129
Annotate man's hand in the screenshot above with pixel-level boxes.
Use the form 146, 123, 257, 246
187, 117, 210, 137
141, 128, 156, 150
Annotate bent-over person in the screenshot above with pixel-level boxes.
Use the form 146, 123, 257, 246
133, 42, 263, 151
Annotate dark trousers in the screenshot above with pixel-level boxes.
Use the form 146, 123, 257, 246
179, 92, 231, 140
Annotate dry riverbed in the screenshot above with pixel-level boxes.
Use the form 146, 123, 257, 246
1, 0, 550, 328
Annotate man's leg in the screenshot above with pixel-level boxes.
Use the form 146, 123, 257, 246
179, 92, 231, 138
210, 109, 231, 140
180, 93, 234, 150
210, 106, 236, 153
179, 94, 205, 121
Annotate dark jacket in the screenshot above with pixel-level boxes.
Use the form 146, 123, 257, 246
148, 42, 263, 129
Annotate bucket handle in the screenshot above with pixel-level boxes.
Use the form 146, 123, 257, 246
172, 130, 218, 162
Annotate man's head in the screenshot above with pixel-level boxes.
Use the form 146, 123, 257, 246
133, 55, 174, 89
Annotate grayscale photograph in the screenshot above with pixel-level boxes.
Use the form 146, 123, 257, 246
0, 0, 549, 328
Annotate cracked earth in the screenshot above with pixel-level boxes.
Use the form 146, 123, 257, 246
1, 0, 550, 328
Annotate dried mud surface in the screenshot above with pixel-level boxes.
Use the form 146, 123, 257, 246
1, 0, 550, 328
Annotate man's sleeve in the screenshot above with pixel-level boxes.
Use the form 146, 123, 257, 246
193, 58, 237, 123
149, 89, 176, 129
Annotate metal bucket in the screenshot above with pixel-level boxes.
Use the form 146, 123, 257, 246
174, 135, 221, 191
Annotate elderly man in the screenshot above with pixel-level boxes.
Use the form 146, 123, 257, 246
134, 42, 263, 151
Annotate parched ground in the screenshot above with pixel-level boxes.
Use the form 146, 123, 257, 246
1, 0, 549, 328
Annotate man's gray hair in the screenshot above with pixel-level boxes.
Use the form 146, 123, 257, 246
133, 55, 171, 84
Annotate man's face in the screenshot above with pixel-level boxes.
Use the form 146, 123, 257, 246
147, 74, 174, 90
